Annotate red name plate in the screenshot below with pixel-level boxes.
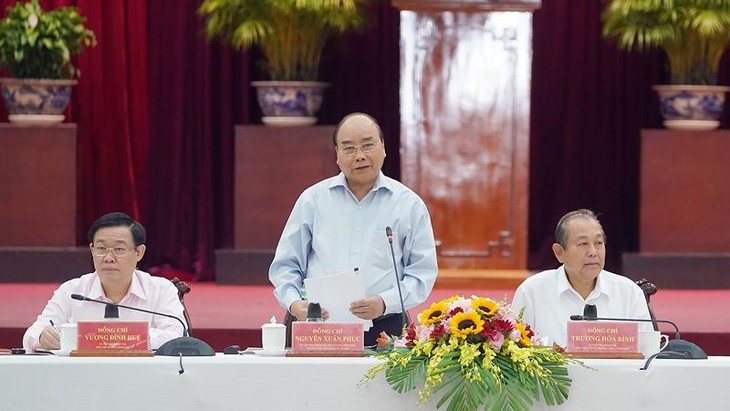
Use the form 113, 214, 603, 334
291, 322, 364, 353
567, 321, 638, 353
76, 321, 150, 351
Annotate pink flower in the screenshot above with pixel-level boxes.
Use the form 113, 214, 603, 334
482, 327, 505, 350
531, 334, 547, 346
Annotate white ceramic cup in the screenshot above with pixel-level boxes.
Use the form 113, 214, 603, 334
638, 330, 669, 358
59, 323, 78, 353
261, 322, 286, 353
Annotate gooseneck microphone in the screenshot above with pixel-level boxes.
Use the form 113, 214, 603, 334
569, 308, 707, 361
71, 294, 214, 356
386, 226, 409, 327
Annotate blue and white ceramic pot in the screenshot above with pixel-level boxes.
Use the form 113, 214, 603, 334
0, 78, 77, 125
252, 81, 329, 127
653, 85, 730, 131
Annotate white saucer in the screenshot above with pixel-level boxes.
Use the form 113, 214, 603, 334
8, 114, 65, 125
261, 116, 317, 127
663, 120, 720, 131
249, 348, 288, 357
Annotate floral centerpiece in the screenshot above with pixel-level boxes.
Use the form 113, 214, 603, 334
362, 295, 579, 411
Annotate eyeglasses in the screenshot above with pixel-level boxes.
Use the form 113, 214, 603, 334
338, 140, 380, 156
92, 246, 134, 257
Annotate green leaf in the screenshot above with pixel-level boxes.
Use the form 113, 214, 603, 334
385, 355, 428, 393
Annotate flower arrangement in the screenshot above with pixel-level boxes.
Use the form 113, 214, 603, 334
362, 295, 578, 411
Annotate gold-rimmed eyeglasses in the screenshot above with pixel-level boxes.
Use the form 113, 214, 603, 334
338, 140, 381, 156
92, 246, 134, 257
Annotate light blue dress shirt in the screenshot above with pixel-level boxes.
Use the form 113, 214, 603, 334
269, 172, 438, 315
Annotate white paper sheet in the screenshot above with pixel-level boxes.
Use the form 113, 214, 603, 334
304, 269, 373, 330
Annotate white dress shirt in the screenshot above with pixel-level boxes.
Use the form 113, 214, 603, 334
23, 270, 185, 351
269, 172, 438, 315
511, 265, 652, 347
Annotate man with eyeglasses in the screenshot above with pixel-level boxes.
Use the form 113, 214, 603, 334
269, 112, 438, 346
22, 212, 185, 352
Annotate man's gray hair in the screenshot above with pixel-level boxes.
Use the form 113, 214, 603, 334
554, 209, 604, 248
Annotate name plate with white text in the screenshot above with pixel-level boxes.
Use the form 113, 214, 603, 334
567, 321, 641, 359
72, 321, 152, 357
289, 322, 364, 356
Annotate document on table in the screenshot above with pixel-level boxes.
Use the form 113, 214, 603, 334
304, 269, 373, 330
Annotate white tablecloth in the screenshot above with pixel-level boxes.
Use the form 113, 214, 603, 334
1, 354, 728, 410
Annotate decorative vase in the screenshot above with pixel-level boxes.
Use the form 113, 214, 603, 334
251, 81, 329, 127
0, 78, 77, 125
653, 85, 730, 131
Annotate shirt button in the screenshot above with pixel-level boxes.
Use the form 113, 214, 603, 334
355, 227, 361, 232
354, 250, 359, 254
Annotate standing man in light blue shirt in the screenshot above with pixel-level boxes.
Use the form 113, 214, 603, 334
268, 112, 438, 345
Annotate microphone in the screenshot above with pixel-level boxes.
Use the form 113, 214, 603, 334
569, 310, 707, 360
386, 226, 409, 327
104, 304, 119, 319
306, 302, 324, 322
583, 304, 597, 319
70, 294, 214, 356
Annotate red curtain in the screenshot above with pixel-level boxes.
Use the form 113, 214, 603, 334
144, 0, 251, 281
527, 0, 664, 270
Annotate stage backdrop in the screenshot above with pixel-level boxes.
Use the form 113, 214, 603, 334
1, 0, 727, 280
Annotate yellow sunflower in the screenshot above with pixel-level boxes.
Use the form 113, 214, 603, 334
419, 301, 449, 326
471, 297, 499, 317
514, 322, 532, 346
449, 311, 485, 338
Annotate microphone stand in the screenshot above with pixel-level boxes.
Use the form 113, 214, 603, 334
386, 227, 410, 328
71, 294, 214, 356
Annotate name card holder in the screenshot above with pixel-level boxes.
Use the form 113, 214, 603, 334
70, 321, 153, 357
288, 322, 364, 357
566, 321, 643, 359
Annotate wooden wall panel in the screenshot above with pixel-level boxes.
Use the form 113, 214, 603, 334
0, 124, 77, 246
640, 129, 730, 253
399, 11, 532, 269
234, 125, 338, 249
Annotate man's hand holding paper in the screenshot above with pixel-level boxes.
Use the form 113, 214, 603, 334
350, 296, 385, 320
303, 269, 373, 329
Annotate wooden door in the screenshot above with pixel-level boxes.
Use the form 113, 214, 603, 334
396, 2, 536, 269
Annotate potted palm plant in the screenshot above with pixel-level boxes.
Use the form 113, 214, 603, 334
0, 0, 96, 124
198, 0, 368, 126
602, 0, 730, 130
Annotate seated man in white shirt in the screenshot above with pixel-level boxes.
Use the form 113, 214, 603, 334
511, 209, 651, 347
23, 212, 185, 352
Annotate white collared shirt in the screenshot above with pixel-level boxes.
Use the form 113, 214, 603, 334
511, 265, 652, 347
23, 270, 185, 352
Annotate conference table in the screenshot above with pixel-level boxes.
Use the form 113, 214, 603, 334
2, 354, 728, 410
